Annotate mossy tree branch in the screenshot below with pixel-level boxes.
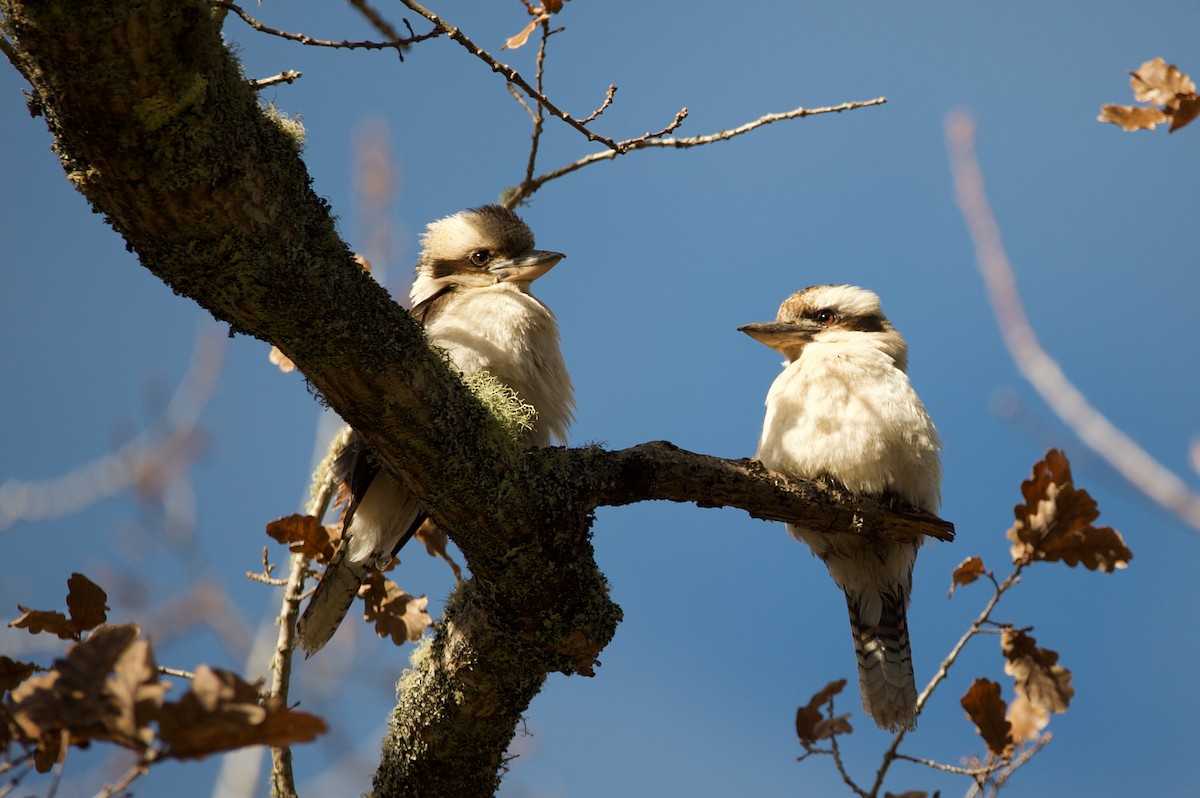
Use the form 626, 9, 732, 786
0, 2, 953, 795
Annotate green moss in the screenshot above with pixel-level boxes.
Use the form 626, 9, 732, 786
462, 370, 536, 444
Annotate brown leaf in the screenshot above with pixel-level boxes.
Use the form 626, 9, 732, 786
268, 346, 296, 374
544, 0, 571, 12
503, 15, 548, 50
1006, 692, 1049, 743
1002, 629, 1073, 715
1097, 104, 1170, 131
1130, 57, 1195, 108
1169, 94, 1200, 132
359, 573, 431, 645
414, 518, 463, 581
8, 624, 165, 753
9, 606, 76, 640
949, 556, 985, 597
1007, 449, 1132, 572
266, 513, 338, 564
66, 573, 109, 635
960, 678, 1013, 758
795, 679, 852, 744
159, 665, 326, 759
0, 656, 37, 693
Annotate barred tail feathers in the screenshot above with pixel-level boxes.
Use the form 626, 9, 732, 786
845, 591, 918, 732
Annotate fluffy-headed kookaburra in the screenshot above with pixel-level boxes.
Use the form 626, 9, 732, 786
298, 205, 574, 656
740, 284, 942, 731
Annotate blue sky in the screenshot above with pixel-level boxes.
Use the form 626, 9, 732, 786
2, 2, 1198, 796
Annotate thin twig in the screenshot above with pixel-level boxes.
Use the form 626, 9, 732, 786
158, 665, 196, 681
946, 110, 1200, 532
580, 84, 618, 124
828, 732, 870, 798
92, 754, 154, 798
506, 98, 886, 205
891, 752, 1009, 777
268, 470, 338, 798
215, 1, 439, 57
398, 0, 624, 150
868, 566, 1023, 796
250, 70, 302, 89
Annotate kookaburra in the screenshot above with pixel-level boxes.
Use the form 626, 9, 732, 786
740, 284, 942, 732
297, 205, 574, 656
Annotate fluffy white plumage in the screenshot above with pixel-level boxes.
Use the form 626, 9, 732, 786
742, 284, 941, 731
298, 205, 574, 655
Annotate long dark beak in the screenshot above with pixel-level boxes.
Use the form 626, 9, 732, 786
489, 250, 565, 283
738, 320, 819, 358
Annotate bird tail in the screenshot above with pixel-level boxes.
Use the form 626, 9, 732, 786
845, 592, 918, 732
297, 544, 371, 658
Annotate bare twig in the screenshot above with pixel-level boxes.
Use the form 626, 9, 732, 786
398, 0, 626, 149
946, 110, 1200, 532
828, 733, 870, 798
92, 755, 154, 798
892, 752, 1009, 777
250, 70, 302, 89
580, 84, 618, 125
505, 98, 886, 205
868, 565, 1023, 796
215, 1, 439, 58
248, 548, 288, 585
268, 469, 338, 798
158, 665, 196, 681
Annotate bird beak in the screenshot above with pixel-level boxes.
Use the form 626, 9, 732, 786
738, 321, 820, 358
489, 250, 565, 283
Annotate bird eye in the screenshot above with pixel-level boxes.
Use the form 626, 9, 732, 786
815, 309, 838, 325
469, 250, 491, 267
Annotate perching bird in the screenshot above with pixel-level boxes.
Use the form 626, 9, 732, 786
297, 205, 574, 656
740, 285, 941, 732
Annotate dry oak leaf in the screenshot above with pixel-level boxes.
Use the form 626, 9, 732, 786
9, 573, 109, 641
0, 656, 37, 693
1001, 629, 1073, 715
158, 665, 326, 760
8, 607, 75, 640
1097, 104, 1170, 132
8, 624, 167, 753
65, 572, 109, 635
359, 572, 432, 645
1170, 94, 1200, 132
949, 556, 986, 597
1006, 692, 1049, 743
1129, 57, 1195, 107
503, 14, 549, 50
414, 518, 463, 581
960, 677, 1013, 759
795, 679, 853, 745
268, 346, 296, 374
266, 513, 338, 564
1008, 449, 1132, 572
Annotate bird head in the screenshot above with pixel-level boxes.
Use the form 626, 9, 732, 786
411, 205, 564, 306
739, 284, 908, 369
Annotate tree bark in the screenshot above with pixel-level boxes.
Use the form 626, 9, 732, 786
0, 2, 953, 795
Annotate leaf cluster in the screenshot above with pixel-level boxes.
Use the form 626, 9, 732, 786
2, 574, 326, 776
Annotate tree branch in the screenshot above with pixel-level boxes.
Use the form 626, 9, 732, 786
947, 110, 1200, 532
0, 3, 949, 795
